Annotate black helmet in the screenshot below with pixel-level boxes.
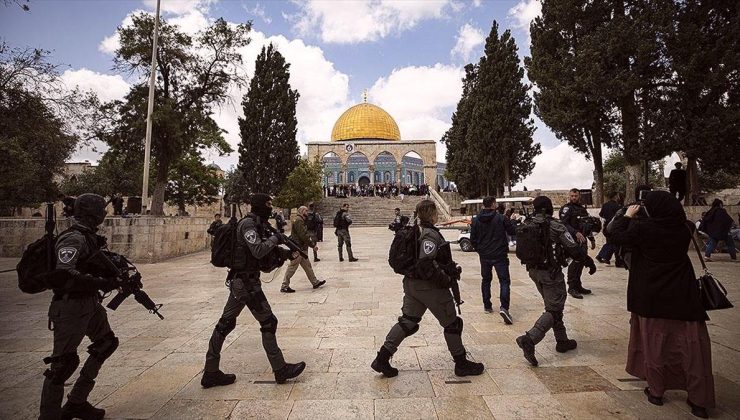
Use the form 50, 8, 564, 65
74, 193, 107, 226
250, 193, 273, 219
532, 196, 554, 216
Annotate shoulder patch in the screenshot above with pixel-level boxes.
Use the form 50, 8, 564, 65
561, 206, 569, 214
422, 239, 436, 255
244, 229, 258, 244
58, 247, 77, 264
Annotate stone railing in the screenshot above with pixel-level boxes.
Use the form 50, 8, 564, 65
0, 216, 211, 263
429, 189, 452, 222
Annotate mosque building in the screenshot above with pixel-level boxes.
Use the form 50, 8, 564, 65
306, 96, 450, 190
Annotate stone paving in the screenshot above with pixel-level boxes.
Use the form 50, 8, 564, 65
1, 227, 739, 419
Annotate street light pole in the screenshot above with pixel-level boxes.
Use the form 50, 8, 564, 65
141, 0, 161, 215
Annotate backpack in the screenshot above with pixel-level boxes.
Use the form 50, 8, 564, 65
388, 224, 420, 275
305, 212, 317, 231
515, 217, 550, 266
333, 211, 342, 229
211, 217, 241, 268
16, 234, 55, 294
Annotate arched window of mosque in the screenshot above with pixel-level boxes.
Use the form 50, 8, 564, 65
349, 172, 355, 182
384, 171, 391, 182
338, 173, 343, 183
374, 171, 380, 182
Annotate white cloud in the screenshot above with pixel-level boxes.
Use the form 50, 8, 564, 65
244, 3, 272, 25
141, 0, 215, 15
290, 0, 451, 44
508, 0, 541, 42
517, 142, 595, 190
61, 68, 131, 103
451, 23, 485, 61
369, 64, 464, 161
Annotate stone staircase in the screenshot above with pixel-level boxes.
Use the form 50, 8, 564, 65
314, 196, 426, 227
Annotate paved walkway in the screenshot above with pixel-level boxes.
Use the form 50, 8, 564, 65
0, 227, 738, 419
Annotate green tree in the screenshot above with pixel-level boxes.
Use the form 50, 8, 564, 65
527, 0, 618, 205
0, 44, 82, 214
602, 150, 663, 200
237, 44, 300, 196
466, 21, 539, 196
273, 159, 323, 210
661, 2, 740, 202
165, 152, 221, 215
105, 14, 250, 215
442, 64, 481, 197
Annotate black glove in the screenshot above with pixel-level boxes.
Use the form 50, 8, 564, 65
584, 256, 597, 275
278, 247, 295, 261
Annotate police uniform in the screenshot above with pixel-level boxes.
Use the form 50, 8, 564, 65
281, 214, 321, 290
203, 194, 305, 387
516, 197, 596, 367
374, 223, 483, 377
559, 201, 590, 293
40, 194, 117, 420
306, 210, 320, 261
335, 209, 356, 261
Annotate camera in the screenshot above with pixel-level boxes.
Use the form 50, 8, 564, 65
638, 189, 652, 203
577, 215, 602, 236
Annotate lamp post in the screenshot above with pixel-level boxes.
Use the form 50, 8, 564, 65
141, 0, 161, 215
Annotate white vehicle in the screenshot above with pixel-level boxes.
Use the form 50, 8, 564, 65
454, 197, 534, 252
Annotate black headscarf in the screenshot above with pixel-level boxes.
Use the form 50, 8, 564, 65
250, 193, 272, 219
644, 190, 685, 225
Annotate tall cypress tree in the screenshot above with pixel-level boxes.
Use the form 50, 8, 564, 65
466, 21, 539, 196
238, 44, 300, 200
442, 64, 482, 197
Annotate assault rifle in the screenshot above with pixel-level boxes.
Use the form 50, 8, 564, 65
449, 266, 464, 314
264, 224, 309, 260
86, 250, 164, 319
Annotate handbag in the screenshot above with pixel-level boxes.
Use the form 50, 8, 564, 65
687, 224, 733, 311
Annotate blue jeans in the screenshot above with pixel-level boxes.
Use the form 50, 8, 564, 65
480, 257, 511, 310
596, 243, 615, 261
705, 235, 737, 259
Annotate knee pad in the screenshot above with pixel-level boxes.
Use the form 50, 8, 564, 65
43, 352, 80, 385
259, 314, 278, 334
398, 314, 421, 337
87, 332, 119, 362
443, 317, 464, 336
546, 310, 563, 323
215, 317, 236, 336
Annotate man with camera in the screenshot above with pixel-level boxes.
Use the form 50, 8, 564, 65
388, 207, 408, 233
559, 188, 594, 299
202, 194, 306, 388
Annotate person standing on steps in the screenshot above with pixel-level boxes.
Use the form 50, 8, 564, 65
559, 188, 593, 299
306, 203, 322, 262
372, 200, 484, 378
470, 196, 516, 323
334, 203, 358, 262
515, 196, 597, 367
281, 206, 326, 293
201, 193, 306, 388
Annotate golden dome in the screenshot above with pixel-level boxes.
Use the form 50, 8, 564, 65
331, 103, 401, 142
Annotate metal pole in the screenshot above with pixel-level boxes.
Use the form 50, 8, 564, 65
141, 0, 161, 215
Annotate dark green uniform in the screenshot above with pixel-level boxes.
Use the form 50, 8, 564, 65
282, 215, 319, 288
382, 224, 465, 357
334, 210, 355, 260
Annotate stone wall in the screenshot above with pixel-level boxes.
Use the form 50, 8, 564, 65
0, 216, 211, 263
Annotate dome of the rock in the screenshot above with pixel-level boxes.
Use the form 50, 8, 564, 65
330, 103, 401, 142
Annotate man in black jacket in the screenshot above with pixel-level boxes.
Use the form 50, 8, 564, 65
596, 193, 620, 264
668, 162, 687, 202
470, 196, 516, 323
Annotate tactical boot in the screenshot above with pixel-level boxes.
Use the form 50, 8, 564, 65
453, 353, 485, 377
61, 400, 105, 420
274, 362, 306, 384
516, 334, 539, 367
555, 339, 578, 353
201, 370, 236, 388
371, 347, 398, 378
577, 286, 592, 295
568, 289, 583, 299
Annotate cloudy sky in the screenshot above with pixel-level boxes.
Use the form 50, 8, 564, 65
1, 0, 605, 189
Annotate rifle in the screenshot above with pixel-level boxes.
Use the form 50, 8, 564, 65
264, 224, 309, 260
45, 202, 56, 273
449, 267, 464, 314
86, 250, 164, 319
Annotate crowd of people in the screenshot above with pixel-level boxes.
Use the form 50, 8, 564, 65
324, 183, 432, 199
28, 183, 737, 419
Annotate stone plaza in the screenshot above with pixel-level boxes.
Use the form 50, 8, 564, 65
0, 227, 738, 419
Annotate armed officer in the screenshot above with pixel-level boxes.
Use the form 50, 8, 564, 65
559, 188, 593, 299
334, 203, 358, 262
515, 196, 597, 367
306, 203, 321, 262
372, 200, 484, 378
40, 193, 119, 420
202, 194, 306, 388
388, 207, 408, 233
